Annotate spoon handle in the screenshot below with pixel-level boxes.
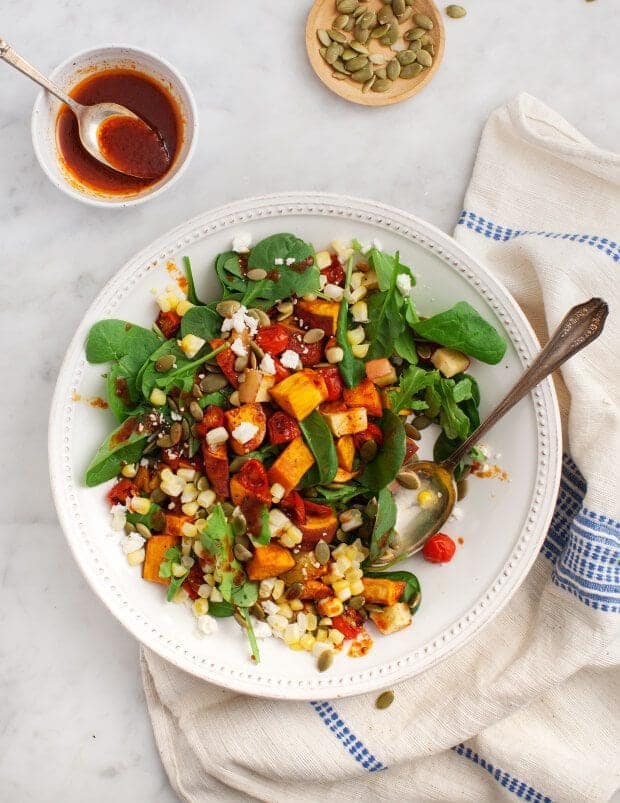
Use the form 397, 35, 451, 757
443, 298, 609, 471
0, 38, 79, 111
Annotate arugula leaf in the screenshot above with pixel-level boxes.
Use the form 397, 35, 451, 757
360, 410, 406, 491
435, 378, 471, 441
387, 366, 437, 414
248, 233, 314, 270
253, 505, 272, 546
207, 601, 235, 617
85, 414, 148, 486
85, 320, 161, 366
413, 301, 507, 364
364, 569, 421, 613
180, 305, 221, 341
182, 256, 206, 306
368, 486, 397, 562
230, 582, 259, 608
126, 501, 166, 533
239, 607, 260, 663
299, 411, 338, 486
336, 258, 366, 388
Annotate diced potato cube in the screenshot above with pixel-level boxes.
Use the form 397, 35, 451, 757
430, 347, 471, 378
361, 577, 406, 606
336, 435, 355, 471
369, 602, 412, 635
365, 358, 397, 388
321, 407, 368, 437
270, 370, 328, 421
246, 544, 296, 581
267, 436, 315, 495
296, 299, 341, 336
343, 378, 383, 417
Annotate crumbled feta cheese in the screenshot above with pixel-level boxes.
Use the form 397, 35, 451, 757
319, 274, 328, 290
357, 241, 371, 255
230, 337, 247, 357
206, 427, 229, 447
232, 232, 252, 253
196, 615, 219, 636
396, 273, 412, 297
251, 617, 273, 639
232, 421, 259, 445
274, 257, 284, 266
139, 458, 149, 467
121, 532, 145, 554
231, 306, 249, 333
262, 600, 279, 616
285, 257, 295, 266
280, 349, 300, 370
260, 353, 276, 375
170, 411, 182, 421
244, 314, 258, 335
324, 283, 344, 301
110, 504, 127, 531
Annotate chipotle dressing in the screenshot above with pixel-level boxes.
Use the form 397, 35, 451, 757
56, 68, 181, 194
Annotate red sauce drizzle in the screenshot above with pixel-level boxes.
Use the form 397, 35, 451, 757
56, 68, 181, 195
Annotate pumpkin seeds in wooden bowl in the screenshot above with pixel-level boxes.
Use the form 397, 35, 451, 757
306, 0, 444, 106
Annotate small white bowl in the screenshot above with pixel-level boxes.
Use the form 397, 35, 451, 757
31, 45, 198, 208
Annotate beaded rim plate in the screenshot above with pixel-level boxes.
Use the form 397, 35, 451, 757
49, 193, 561, 699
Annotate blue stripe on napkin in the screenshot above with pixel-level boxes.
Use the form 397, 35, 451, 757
452, 743, 552, 802
309, 701, 386, 771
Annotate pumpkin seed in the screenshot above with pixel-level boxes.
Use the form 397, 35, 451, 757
169, 422, 183, 446
233, 543, 252, 562
374, 66, 387, 79
401, 62, 424, 78
349, 41, 369, 54
407, 39, 422, 51
351, 64, 373, 82
319, 46, 327, 59
314, 540, 331, 565
167, 396, 179, 414
412, 414, 431, 429
396, 470, 421, 489
234, 355, 248, 372
191, 383, 202, 398
229, 454, 250, 473
342, 47, 358, 61
404, 422, 421, 440
392, 0, 406, 15
200, 373, 228, 393
189, 400, 203, 421
352, 4, 366, 17
336, 0, 357, 12
249, 603, 265, 622
157, 434, 172, 448
150, 488, 166, 504
362, 75, 376, 93
221, 502, 234, 517
155, 354, 175, 373
181, 418, 190, 441
333, 14, 349, 29
143, 440, 158, 455
232, 517, 247, 538
405, 0, 413, 5
380, 25, 399, 45
247, 268, 268, 281
405, 26, 425, 40
247, 308, 270, 327
329, 28, 347, 43
386, 58, 401, 80
216, 299, 241, 318
124, 521, 136, 533
370, 23, 390, 38
414, 12, 433, 28
397, 49, 417, 65
349, 595, 365, 610
416, 49, 433, 66
423, 43, 435, 55
377, 5, 396, 24
446, 4, 467, 18
397, 7, 413, 21
285, 582, 304, 600
361, 439, 378, 461
136, 523, 152, 540
325, 43, 339, 65
317, 650, 334, 672
420, 33, 433, 44
358, 9, 377, 28
332, 58, 350, 74
343, 16, 355, 31
375, 690, 395, 709
354, 26, 370, 43
372, 78, 391, 92
345, 54, 369, 72
304, 327, 326, 344
457, 478, 469, 501
233, 611, 248, 629
369, 52, 387, 64
317, 28, 332, 46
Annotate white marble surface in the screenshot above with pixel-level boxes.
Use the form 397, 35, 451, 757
0, 1, 617, 800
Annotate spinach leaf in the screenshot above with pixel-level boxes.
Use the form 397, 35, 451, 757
180, 305, 222, 341
364, 569, 421, 612
126, 501, 166, 533
364, 251, 417, 362
106, 364, 136, 422
182, 256, 206, 306
85, 319, 161, 366
240, 263, 320, 309
248, 233, 314, 270
238, 442, 280, 467
413, 301, 507, 364
360, 410, 406, 491
394, 328, 418, 365
368, 486, 397, 562
387, 366, 437, 414
336, 258, 365, 388
198, 390, 230, 409
316, 483, 369, 505
141, 341, 227, 398
85, 414, 149, 487
215, 251, 247, 297
208, 601, 235, 617
252, 505, 272, 546
299, 411, 338, 486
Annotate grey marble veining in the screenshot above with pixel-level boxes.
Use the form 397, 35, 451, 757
0, 0, 617, 800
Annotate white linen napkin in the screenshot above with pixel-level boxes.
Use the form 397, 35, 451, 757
141, 94, 620, 803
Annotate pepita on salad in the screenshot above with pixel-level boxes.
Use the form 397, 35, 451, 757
85, 231, 506, 666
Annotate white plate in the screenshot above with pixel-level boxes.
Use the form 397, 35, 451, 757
49, 193, 561, 699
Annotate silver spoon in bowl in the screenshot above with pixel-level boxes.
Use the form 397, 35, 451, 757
0, 38, 168, 179
372, 298, 609, 568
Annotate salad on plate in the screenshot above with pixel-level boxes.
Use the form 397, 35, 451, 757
83, 232, 506, 667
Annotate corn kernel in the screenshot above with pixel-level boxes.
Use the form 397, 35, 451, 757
339, 509, 363, 532
127, 548, 145, 566
361, 270, 379, 289
196, 476, 210, 491
351, 343, 370, 359
229, 390, 241, 407
351, 300, 368, 323
172, 587, 189, 604
181, 538, 192, 557
193, 540, 205, 558
346, 326, 365, 346
288, 641, 304, 651
181, 521, 198, 538
272, 579, 285, 601
193, 598, 210, 617
179, 334, 206, 359
314, 250, 332, 270
197, 490, 216, 510
345, 567, 363, 581
182, 502, 199, 517
350, 271, 364, 290
335, 556, 352, 574
346, 286, 367, 304
177, 467, 197, 482
203, 573, 216, 587
350, 579, 365, 595
155, 293, 172, 312
417, 489, 437, 509
332, 579, 351, 601
316, 628, 328, 642
121, 463, 138, 478
270, 483, 286, 503
197, 584, 211, 599
161, 474, 185, 497
176, 299, 194, 317
329, 628, 345, 646
289, 599, 304, 612
259, 578, 276, 598
130, 496, 151, 515
326, 346, 344, 364
278, 603, 293, 619
317, 597, 344, 618
306, 613, 318, 632
300, 633, 315, 651
284, 623, 301, 644
181, 483, 198, 503
209, 588, 223, 602
280, 527, 303, 548
149, 388, 167, 407
318, 617, 332, 627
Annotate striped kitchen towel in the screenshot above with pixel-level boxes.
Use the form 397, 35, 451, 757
141, 94, 620, 802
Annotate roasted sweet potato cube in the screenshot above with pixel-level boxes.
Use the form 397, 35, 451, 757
267, 436, 315, 495
336, 435, 355, 471
343, 378, 383, 417
295, 299, 340, 336
143, 535, 180, 584
333, 467, 360, 483
229, 475, 246, 507
163, 514, 192, 538
299, 512, 338, 546
361, 577, 406, 606
369, 602, 412, 635
201, 441, 230, 499
269, 370, 328, 421
246, 544, 296, 581
224, 403, 267, 455
321, 407, 368, 437
299, 580, 333, 600
282, 550, 328, 584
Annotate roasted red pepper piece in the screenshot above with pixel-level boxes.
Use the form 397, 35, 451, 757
316, 366, 344, 402
320, 254, 345, 286
107, 478, 137, 506
267, 411, 301, 445
279, 491, 306, 525
353, 422, 384, 450
423, 532, 456, 563
237, 459, 271, 504
332, 608, 364, 639
156, 310, 181, 338
272, 357, 291, 383
160, 449, 204, 473
255, 324, 289, 356
182, 562, 205, 600
303, 499, 334, 518
286, 330, 323, 367
209, 338, 238, 388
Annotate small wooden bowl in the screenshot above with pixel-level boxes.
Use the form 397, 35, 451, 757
306, 0, 444, 107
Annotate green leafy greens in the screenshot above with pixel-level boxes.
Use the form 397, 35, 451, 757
85, 414, 149, 487
360, 410, 406, 491
413, 301, 507, 364
368, 487, 397, 562
336, 257, 366, 388
364, 569, 421, 613
299, 411, 338, 486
